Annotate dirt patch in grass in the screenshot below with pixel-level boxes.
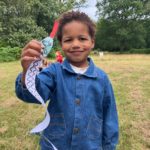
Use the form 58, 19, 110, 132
0, 97, 20, 108
138, 121, 150, 139
0, 127, 8, 134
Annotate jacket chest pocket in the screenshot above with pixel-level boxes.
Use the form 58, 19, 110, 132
48, 113, 66, 139
86, 116, 102, 140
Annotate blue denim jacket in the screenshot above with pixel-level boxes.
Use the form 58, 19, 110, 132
15, 58, 119, 150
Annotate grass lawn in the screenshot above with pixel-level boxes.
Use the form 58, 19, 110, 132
0, 54, 150, 150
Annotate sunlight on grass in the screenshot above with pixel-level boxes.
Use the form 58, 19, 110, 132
0, 54, 150, 150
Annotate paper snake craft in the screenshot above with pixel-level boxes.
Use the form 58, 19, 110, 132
25, 21, 59, 150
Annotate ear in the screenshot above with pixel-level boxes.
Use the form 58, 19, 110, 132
91, 39, 95, 49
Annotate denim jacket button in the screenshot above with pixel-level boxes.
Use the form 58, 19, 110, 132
73, 128, 80, 134
75, 99, 80, 105
77, 76, 81, 80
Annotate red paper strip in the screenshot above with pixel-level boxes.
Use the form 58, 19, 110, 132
50, 21, 59, 38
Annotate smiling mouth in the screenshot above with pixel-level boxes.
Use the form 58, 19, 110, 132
70, 50, 84, 53
70, 51, 84, 55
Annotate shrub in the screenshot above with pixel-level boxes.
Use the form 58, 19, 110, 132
0, 43, 63, 62
0, 47, 21, 62
129, 48, 150, 54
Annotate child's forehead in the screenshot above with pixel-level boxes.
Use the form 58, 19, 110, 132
63, 20, 87, 27
62, 21, 89, 32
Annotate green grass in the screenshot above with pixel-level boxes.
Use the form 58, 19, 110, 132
0, 54, 150, 150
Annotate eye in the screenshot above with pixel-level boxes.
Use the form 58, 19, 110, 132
79, 37, 88, 41
63, 39, 72, 43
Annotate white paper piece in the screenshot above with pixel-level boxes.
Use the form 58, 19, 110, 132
25, 59, 58, 150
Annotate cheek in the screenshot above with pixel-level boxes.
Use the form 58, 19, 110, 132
83, 42, 94, 49
61, 45, 66, 52
84, 45, 93, 51
61, 43, 69, 50
61, 46, 69, 55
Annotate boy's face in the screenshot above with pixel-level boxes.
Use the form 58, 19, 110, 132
61, 21, 95, 67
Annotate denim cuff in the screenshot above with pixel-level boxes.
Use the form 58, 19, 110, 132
17, 73, 27, 90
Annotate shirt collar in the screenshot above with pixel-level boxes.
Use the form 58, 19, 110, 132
61, 58, 98, 78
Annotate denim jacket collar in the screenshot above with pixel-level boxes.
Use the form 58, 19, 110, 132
61, 57, 98, 78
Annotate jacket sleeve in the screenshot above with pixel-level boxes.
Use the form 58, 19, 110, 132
15, 64, 56, 104
102, 75, 119, 150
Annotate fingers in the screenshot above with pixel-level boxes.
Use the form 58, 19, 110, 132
21, 56, 38, 69
20, 39, 54, 74
23, 40, 43, 53
21, 39, 44, 73
21, 39, 42, 64
21, 56, 38, 62
21, 48, 41, 58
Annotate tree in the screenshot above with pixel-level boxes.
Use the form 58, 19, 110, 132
95, 0, 150, 51
0, 0, 86, 47
0, 0, 47, 47
143, 19, 150, 48
33, 0, 86, 33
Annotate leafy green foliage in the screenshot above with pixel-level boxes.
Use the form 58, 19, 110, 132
95, 0, 150, 51
144, 19, 150, 48
129, 48, 150, 54
0, 0, 86, 47
0, 0, 86, 62
0, 47, 21, 62
7, 18, 47, 47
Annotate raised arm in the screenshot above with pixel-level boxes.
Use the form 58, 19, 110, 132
15, 40, 55, 104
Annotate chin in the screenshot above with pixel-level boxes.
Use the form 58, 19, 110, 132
70, 58, 83, 62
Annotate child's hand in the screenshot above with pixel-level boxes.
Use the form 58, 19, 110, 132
21, 40, 43, 83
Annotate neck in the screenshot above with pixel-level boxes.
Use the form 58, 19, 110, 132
69, 60, 89, 68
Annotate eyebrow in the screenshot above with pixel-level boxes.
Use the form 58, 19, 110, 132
63, 36, 72, 39
63, 35, 90, 39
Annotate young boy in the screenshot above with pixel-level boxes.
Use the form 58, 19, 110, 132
15, 11, 119, 150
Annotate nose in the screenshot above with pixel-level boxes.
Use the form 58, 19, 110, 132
72, 39, 80, 49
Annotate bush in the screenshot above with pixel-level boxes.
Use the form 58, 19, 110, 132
48, 49, 64, 59
0, 47, 21, 62
113, 48, 150, 54
0, 44, 63, 63
129, 48, 150, 54
48, 50, 56, 58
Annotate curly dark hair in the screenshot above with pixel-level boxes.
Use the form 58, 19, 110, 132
57, 11, 96, 42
